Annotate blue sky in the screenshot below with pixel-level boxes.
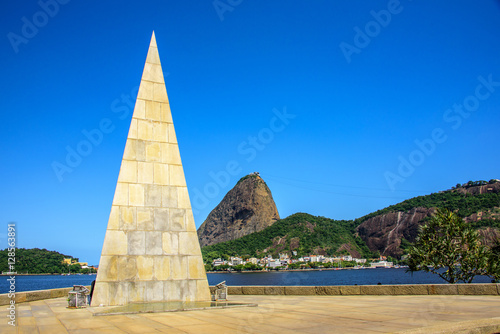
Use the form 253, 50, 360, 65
1, 0, 500, 265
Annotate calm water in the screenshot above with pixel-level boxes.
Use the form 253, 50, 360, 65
0, 269, 493, 294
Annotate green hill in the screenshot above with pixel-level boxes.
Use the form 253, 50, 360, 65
356, 184, 500, 226
201, 180, 500, 260
201, 213, 376, 263
0, 248, 94, 274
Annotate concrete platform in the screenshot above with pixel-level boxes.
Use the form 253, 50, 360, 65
1, 295, 499, 333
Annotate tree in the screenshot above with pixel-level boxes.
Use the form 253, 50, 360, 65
407, 208, 488, 283
486, 240, 500, 282
233, 264, 244, 271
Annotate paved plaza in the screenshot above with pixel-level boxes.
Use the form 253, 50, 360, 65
1, 294, 500, 333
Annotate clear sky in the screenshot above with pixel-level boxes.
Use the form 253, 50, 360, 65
1, 1, 500, 265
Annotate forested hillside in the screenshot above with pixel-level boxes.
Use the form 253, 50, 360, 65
0, 248, 94, 274
356, 180, 500, 257
202, 180, 500, 260
201, 213, 376, 263
356, 182, 500, 225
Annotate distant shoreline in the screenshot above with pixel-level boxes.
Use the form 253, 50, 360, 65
0, 273, 96, 276
206, 267, 382, 274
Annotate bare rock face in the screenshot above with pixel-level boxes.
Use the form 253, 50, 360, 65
356, 207, 436, 258
197, 173, 280, 247
356, 181, 500, 257
455, 181, 500, 195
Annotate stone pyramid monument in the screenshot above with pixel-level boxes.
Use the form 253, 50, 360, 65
91, 32, 210, 306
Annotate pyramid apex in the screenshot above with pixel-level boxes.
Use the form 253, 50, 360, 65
150, 31, 157, 48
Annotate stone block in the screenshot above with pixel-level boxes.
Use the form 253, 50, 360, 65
91, 282, 109, 306
123, 139, 137, 160
177, 187, 191, 209
128, 231, 146, 255
171, 256, 188, 280
457, 284, 498, 295
136, 140, 146, 161
137, 208, 153, 231
164, 280, 181, 301
0, 294, 12, 306
242, 286, 265, 295
179, 232, 201, 256
108, 206, 119, 230
177, 280, 192, 301
102, 231, 127, 256
109, 282, 128, 306
128, 281, 147, 303
136, 256, 154, 280
393, 285, 428, 295
146, 46, 160, 64
284, 286, 315, 295
145, 184, 162, 207
16, 292, 27, 303
170, 165, 185, 186
196, 280, 211, 301
315, 286, 341, 296
146, 281, 164, 302
133, 99, 146, 119
153, 122, 168, 142
145, 102, 161, 123
340, 285, 361, 295
153, 163, 169, 185
26, 290, 51, 302
127, 118, 138, 139
138, 162, 154, 184
129, 184, 145, 207
185, 212, 196, 232
162, 186, 177, 208
187, 256, 205, 279
168, 124, 177, 143
145, 231, 162, 255
142, 63, 164, 84
96, 256, 118, 281
161, 103, 173, 123
137, 119, 153, 141
428, 284, 459, 295
162, 232, 173, 254
48, 288, 68, 298
145, 142, 161, 162
263, 286, 285, 295
117, 256, 137, 281
170, 209, 186, 231
227, 286, 243, 295
154, 256, 170, 280
113, 182, 128, 206
154, 208, 169, 231
154, 82, 168, 103
161, 143, 181, 165
137, 80, 154, 101
360, 285, 394, 295
120, 206, 136, 230
118, 160, 137, 183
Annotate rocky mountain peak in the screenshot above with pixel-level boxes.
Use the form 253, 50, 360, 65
197, 173, 280, 247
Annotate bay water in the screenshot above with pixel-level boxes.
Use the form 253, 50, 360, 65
0, 269, 493, 294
